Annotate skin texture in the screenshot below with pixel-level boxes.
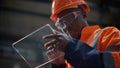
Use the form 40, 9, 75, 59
43, 8, 89, 66
57, 8, 88, 39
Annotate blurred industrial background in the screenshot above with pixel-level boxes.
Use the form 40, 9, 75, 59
0, 0, 120, 68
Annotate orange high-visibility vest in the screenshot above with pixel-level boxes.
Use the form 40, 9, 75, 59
65, 25, 120, 68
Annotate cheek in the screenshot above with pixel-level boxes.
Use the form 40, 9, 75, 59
69, 23, 81, 32
68, 27, 80, 39
65, 20, 81, 39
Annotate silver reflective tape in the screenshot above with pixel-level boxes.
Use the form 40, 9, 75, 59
91, 29, 102, 48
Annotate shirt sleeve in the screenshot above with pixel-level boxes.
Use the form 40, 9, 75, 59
65, 39, 104, 68
51, 64, 66, 68
98, 27, 120, 68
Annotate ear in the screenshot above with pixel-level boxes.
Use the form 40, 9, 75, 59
78, 5, 87, 18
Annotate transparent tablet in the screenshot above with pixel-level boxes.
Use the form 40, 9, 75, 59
12, 24, 61, 68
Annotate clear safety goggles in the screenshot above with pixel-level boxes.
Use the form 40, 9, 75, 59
55, 11, 82, 30
55, 11, 82, 39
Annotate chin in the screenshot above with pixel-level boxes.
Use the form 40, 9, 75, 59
71, 35, 80, 39
70, 31, 80, 39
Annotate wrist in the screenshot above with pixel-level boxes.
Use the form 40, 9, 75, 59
52, 63, 66, 68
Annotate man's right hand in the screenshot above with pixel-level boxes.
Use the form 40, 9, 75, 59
47, 49, 66, 66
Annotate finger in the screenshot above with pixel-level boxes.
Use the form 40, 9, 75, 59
43, 34, 62, 39
44, 39, 57, 47
46, 49, 54, 55
46, 49, 56, 58
47, 45, 55, 50
42, 34, 54, 39
53, 30, 61, 34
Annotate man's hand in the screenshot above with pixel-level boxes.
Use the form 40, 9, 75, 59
43, 31, 68, 52
47, 49, 65, 66
43, 30, 69, 66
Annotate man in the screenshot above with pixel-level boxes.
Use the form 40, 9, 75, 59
43, 0, 120, 68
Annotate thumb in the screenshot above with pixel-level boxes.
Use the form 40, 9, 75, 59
53, 30, 61, 34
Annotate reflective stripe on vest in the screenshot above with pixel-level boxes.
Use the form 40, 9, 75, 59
91, 29, 116, 68
91, 29, 102, 48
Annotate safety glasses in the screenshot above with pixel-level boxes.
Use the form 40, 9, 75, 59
55, 11, 82, 30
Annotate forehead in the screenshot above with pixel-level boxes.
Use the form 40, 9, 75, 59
57, 8, 83, 18
59, 12, 74, 22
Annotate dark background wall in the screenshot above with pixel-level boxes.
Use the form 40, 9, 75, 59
0, 0, 120, 68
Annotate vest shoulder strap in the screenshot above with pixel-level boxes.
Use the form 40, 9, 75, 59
91, 29, 102, 48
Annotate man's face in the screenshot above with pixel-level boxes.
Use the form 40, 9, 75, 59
56, 11, 88, 39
